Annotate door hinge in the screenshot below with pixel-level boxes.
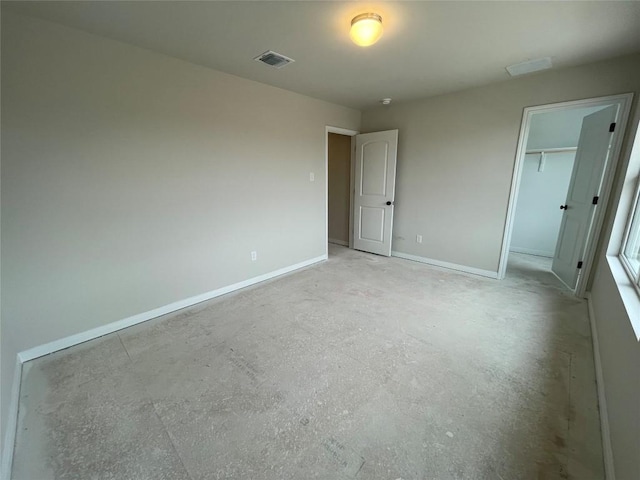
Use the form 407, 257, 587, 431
592, 196, 599, 205
577, 261, 583, 269
609, 122, 616, 132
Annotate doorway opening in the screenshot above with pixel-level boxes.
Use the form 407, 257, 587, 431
499, 94, 633, 296
325, 126, 399, 258
326, 126, 358, 256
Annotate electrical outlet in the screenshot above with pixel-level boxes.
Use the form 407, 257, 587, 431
251, 251, 257, 261
309, 172, 315, 182
416, 235, 423, 244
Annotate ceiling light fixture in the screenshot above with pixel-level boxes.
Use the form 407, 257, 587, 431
381, 98, 392, 105
350, 13, 383, 47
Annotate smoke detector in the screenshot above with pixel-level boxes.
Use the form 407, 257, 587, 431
506, 57, 552, 77
381, 98, 392, 105
254, 50, 295, 69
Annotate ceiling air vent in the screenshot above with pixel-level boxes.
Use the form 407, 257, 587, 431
254, 50, 295, 69
506, 57, 553, 77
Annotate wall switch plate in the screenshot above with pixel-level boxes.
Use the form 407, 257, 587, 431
251, 251, 257, 261
416, 235, 423, 244
309, 172, 315, 182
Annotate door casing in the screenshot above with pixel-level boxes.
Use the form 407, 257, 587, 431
498, 93, 634, 297
325, 126, 359, 256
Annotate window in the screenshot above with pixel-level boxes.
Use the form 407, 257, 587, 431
610, 112, 640, 339
621, 168, 640, 291
621, 183, 640, 285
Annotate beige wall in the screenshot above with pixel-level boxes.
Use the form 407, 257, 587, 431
361, 53, 640, 272
3, 9, 640, 477
0, 11, 360, 450
590, 260, 640, 480
361, 55, 640, 477
588, 102, 640, 480
328, 133, 352, 244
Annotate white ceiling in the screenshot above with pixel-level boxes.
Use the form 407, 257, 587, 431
4, 1, 640, 109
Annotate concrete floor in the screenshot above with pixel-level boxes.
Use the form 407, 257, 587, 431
11, 246, 603, 479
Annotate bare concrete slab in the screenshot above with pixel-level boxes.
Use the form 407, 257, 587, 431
11, 247, 603, 479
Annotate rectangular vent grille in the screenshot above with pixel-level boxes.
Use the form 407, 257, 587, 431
506, 57, 553, 77
254, 50, 295, 69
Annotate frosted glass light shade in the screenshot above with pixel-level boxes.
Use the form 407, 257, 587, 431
350, 13, 383, 47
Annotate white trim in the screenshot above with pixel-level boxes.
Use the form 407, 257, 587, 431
498, 93, 634, 298
17, 254, 327, 363
586, 294, 616, 480
391, 250, 499, 279
606, 256, 640, 340
349, 134, 356, 250
1, 358, 23, 480
577, 95, 634, 298
509, 247, 554, 258
608, 119, 640, 256
328, 238, 349, 247
326, 126, 359, 137
1, 254, 327, 479
325, 126, 359, 254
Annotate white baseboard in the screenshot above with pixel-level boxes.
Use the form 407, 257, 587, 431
18, 254, 327, 364
328, 238, 349, 247
1, 254, 326, 479
586, 294, 616, 480
1, 358, 23, 480
509, 247, 554, 258
3, 254, 325, 478
391, 251, 499, 279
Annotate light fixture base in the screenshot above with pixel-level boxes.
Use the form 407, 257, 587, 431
351, 13, 382, 26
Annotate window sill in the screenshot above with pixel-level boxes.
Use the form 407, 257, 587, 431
606, 255, 640, 341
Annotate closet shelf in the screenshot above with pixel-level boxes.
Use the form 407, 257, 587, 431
526, 146, 577, 155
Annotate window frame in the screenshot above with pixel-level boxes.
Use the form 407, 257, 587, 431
619, 174, 640, 293
603, 96, 640, 340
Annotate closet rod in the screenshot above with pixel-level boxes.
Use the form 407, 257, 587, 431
525, 147, 577, 155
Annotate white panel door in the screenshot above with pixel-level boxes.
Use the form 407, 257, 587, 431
551, 105, 618, 289
353, 130, 398, 256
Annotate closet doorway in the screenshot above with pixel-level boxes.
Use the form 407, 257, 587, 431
326, 127, 358, 253
499, 94, 633, 295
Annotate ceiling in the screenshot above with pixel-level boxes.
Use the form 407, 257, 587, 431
4, 1, 640, 109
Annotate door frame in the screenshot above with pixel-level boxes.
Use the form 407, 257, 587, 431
497, 93, 634, 297
325, 126, 359, 255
